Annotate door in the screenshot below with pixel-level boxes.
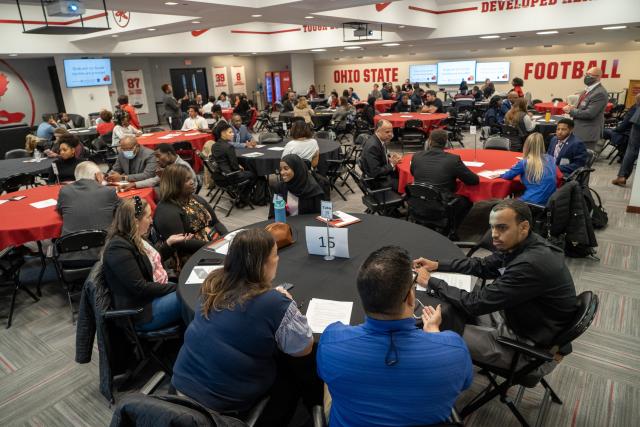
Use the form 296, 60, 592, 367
169, 68, 209, 107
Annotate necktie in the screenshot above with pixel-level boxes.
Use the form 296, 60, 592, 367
554, 141, 564, 159
577, 90, 588, 106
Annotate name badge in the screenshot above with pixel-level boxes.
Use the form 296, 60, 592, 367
559, 158, 570, 166
498, 267, 506, 276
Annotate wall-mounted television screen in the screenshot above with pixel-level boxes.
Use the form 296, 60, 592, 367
63, 58, 112, 88
409, 64, 438, 83
476, 62, 511, 83
437, 61, 476, 86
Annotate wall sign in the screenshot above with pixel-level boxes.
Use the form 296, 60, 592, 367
231, 65, 247, 94
121, 70, 149, 114
481, 0, 587, 14
212, 66, 229, 97
333, 67, 399, 84
524, 59, 621, 80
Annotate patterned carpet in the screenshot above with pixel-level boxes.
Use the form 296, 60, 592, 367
0, 137, 638, 427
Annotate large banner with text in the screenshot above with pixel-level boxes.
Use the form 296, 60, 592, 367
231, 65, 247, 95
212, 66, 230, 98
121, 69, 149, 114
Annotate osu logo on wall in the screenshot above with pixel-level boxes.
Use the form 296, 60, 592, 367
0, 60, 34, 127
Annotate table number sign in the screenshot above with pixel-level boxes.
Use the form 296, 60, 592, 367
305, 226, 349, 259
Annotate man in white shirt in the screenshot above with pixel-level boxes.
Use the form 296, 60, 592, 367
202, 96, 216, 114
181, 105, 208, 131
215, 93, 231, 109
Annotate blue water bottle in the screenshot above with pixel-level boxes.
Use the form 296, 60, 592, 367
274, 194, 286, 223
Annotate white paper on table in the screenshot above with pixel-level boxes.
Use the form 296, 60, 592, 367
254, 144, 266, 148
478, 169, 509, 179
463, 161, 485, 167
532, 115, 543, 120
30, 198, 57, 209
23, 158, 46, 163
185, 265, 223, 284
306, 298, 353, 333
516, 156, 523, 160
140, 133, 154, 137
0, 200, 8, 206
400, 115, 413, 118
379, 113, 392, 116
430, 273, 474, 292
184, 132, 200, 136
242, 152, 265, 157
267, 147, 285, 151
157, 135, 174, 140
210, 228, 246, 254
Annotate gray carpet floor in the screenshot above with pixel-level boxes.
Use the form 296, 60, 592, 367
0, 134, 638, 427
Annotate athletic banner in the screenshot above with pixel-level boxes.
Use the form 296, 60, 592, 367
121, 69, 149, 114
212, 66, 229, 97
231, 65, 247, 94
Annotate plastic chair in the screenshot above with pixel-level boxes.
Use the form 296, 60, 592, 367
484, 136, 510, 151
4, 149, 31, 159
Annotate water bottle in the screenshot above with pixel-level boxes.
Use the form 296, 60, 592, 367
34, 150, 42, 160
274, 194, 286, 223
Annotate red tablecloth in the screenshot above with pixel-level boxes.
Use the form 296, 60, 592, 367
396, 149, 562, 203
374, 113, 449, 129
357, 100, 397, 113
137, 130, 212, 172
534, 101, 613, 116
0, 185, 156, 249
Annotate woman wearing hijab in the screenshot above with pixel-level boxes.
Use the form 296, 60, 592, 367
270, 154, 325, 217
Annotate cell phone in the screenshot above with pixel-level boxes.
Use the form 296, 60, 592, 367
10, 196, 26, 201
280, 282, 294, 291
197, 258, 223, 266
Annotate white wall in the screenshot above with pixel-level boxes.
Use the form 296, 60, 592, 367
290, 53, 315, 94
110, 57, 158, 127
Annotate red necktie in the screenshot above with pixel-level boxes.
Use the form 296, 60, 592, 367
577, 91, 588, 106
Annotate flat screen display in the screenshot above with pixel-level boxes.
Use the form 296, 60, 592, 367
409, 64, 438, 83
437, 61, 476, 86
63, 58, 112, 88
476, 62, 511, 83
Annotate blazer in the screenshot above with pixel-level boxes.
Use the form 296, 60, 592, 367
410, 148, 479, 195
547, 133, 588, 175
112, 146, 158, 182
361, 134, 395, 188
103, 235, 176, 324
569, 83, 609, 142
211, 139, 241, 177
57, 179, 120, 235
163, 93, 181, 119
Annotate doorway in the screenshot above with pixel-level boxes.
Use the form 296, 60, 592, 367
169, 68, 209, 109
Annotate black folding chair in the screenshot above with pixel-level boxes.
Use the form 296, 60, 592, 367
53, 230, 107, 322
397, 119, 427, 153
172, 141, 195, 167
0, 246, 39, 328
1, 173, 38, 194
501, 125, 524, 152
349, 159, 404, 216
200, 154, 254, 217
459, 291, 599, 427
483, 136, 510, 151
405, 182, 458, 239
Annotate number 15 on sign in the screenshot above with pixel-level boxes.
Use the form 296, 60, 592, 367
305, 226, 349, 259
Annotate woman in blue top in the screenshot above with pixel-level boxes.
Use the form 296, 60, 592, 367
501, 132, 557, 205
171, 228, 316, 426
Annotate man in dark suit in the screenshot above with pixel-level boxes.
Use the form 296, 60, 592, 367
361, 119, 401, 192
107, 135, 158, 185
211, 122, 256, 205
563, 67, 608, 154
547, 118, 588, 176
380, 83, 392, 100
282, 91, 296, 112
410, 129, 479, 230
56, 161, 120, 264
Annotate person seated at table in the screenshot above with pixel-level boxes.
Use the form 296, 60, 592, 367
504, 98, 536, 137
211, 122, 256, 206
410, 129, 479, 231
393, 85, 403, 99
96, 110, 115, 136
380, 82, 392, 100
282, 120, 319, 168
409, 86, 423, 110
154, 164, 227, 264
370, 83, 382, 99
36, 115, 58, 141
208, 104, 228, 131
394, 94, 412, 113
193, 94, 204, 113
499, 90, 519, 124
47, 137, 82, 183
459, 79, 468, 95
318, 246, 472, 427
347, 87, 360, 103
332, 97, 355, 122
421, 90, 444, 114
117, 94, 141, 130
511, 77, 525, 98
229, 113, 257, 148
57, 112, 76, 130
202, 96, 216, 115
471, 86, 484, 102
215, 92, 231, 109
483, 96, 503, 135
306, 84, 318, 99
233, 94, 251, 116
361, 96, 377, 127
501, 133, 558, 205
24, 134, 42, 157
361, 119, 401, 192
270, 154, 325, 217
112, 110, 142, 147
171, 229, 317, 425
481, 78, 495, 99
547, 118, 588, 176
46, 132, 86, 160
41, 127, 68, 156
293, 96, 315, 124
103, 197, 182, 331
107, 135, 157, 185
181, 105, 209, 131
414, 200, 577, 381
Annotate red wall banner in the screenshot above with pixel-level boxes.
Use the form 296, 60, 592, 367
333, 67, 399, 84
523, 59, 621, 80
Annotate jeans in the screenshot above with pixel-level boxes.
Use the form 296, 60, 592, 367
136, 291, 182, 331
617, 126, 640, 179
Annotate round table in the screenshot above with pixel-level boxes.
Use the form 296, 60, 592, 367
68, 127, 99, 140
534, 115, 565, 142
534, 101, 613, 116
397, 149, 535, 202
0, 158, 53, 181
310, 99, 328, 108
177, 214, 465, 324
373, 112, 449, 129
235, 138, 340, 176
0, 184, 156, 249
357, 100, 397, 113
137, 130, 212, 172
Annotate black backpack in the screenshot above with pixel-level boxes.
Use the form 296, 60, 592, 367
584, 187, 608, 229
250, 176, 271, 206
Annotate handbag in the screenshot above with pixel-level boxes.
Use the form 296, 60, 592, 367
265, 222, 294, 249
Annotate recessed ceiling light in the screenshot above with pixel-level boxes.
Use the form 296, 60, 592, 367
304, 16, 314, 19
602, 25, 626, 30
480, 35, 500, 39
9, 53, 18, 57
310, 48, 326, 52
543, 44, 553, 48
251, 14, 262, 17
111, 35, 118, 38
408, 44, 414, 47
536, 30, 559, 35
164, 1, 178, 5
344, 46, 362, 50
505, 47, 514, 50
147, 28, 156, 31
192, 21, 200, 24
398, 25, 405, 29
500, 37, 507, 40
251, 52, 257, 55
125, 53, 132, 55
382, 43, 400, 47
585, 42, 596, 45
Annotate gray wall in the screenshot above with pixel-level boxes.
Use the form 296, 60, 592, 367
110, 57, 159, 127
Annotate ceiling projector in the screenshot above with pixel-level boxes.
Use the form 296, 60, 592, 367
354, 28, 374, 37
45, 0, 85, 17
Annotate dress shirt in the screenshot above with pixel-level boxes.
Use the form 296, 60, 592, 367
181, 116, 208, 131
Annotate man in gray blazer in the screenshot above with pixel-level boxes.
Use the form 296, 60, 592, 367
107, 135, 157, 185
563, 67, 608, 155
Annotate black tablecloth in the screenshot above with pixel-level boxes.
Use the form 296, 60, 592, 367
0, 158, 53, 180
310, 99, 328, 108
68, 128, 98, 141
178, 214, 465, 328
236, 138, 340, 176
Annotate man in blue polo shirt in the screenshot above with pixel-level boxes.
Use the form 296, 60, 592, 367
317, 246, 472, 427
